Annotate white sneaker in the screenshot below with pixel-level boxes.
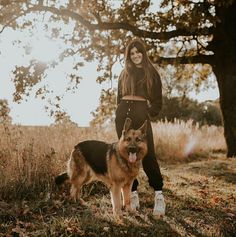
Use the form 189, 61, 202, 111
130, 191, 140, 210
153, 191, 166, 217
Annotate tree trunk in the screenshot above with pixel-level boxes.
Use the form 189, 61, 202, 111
213, 69, 236, 158
212, 1, 236, 157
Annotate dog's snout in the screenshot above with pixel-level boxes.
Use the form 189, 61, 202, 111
128, 146, 137, 154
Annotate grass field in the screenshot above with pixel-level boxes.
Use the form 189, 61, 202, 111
0, 121, 235, 236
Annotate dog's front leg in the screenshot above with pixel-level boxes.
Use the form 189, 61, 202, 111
122, 182, 132, 211
110, 184, 122, 217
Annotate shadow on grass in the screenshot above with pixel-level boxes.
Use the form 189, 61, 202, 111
49, 196, 181, 237
0, 193, 180, 237
188, 160, 236, 184
1, 187, 235, 237
160, 188, 236, 237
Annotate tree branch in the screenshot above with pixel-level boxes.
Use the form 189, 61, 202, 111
20, 5, 214, 40
156, 54, 215, 65
1, 3, 216, 68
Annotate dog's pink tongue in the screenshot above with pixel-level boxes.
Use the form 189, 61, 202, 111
129, 153, 137, 163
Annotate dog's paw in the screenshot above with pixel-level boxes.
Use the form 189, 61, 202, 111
125, 205, 137, 214
114, 214, 124, 224
78, 198, 87, 206
152, 211, 165, 220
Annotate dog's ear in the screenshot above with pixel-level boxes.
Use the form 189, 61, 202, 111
138, 120, 147, 136
122, 118, 132, 135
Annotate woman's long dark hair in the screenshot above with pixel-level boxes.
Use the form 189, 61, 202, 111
120, 38, 158, 99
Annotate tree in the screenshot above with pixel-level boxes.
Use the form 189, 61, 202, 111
159, 64, 215, 100
201, 100, 222, 126
0, 99, 12, 124
0, 0, 235, 157
90, 88, 116, 126
157, 96, 222, 126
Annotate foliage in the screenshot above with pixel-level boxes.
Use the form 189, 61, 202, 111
53, 111, 78, 126
0, 0, 220, 110
159, 64, 215, 98
202, 101, 222, 126
157, 96, 222, 126
0, 99, 12, 124
12, 61, 47, 102
90, 88, 117, 126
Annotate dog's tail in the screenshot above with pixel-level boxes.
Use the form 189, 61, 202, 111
55, 172, 69, 185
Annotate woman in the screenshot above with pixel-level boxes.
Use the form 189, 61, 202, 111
115, 38, 165, 216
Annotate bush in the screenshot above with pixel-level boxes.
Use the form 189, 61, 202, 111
156, 96, 222, 126
0, 99, 12, 124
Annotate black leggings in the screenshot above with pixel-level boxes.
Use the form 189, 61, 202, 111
115, 99, 163, 191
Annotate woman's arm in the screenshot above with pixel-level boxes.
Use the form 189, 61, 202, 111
117, 70, 124, 105
148, 73, 162, 118
117, 79, 122, 105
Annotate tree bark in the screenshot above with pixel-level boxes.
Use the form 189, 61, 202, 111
212, 1, 236, 157
213, 69, 236, 158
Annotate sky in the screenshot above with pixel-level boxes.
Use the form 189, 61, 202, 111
0, 1, 219, 127
0, 16, 109, 127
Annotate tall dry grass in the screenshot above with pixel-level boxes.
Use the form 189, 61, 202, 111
152, 119, 226, 161
0, 120, 226, 201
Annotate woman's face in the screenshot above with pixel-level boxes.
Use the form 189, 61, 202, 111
130, 47, 143, 67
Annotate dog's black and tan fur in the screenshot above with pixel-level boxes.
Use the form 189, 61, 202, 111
55, 118, 148, 216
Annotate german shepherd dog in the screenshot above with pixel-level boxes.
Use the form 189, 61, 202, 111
55, 118, 148, 216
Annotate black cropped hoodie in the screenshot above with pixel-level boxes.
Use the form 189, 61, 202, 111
117, 67, 162, 118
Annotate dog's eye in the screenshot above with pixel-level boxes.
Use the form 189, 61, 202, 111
126, 137, 131, 142
135, 137, 142, 142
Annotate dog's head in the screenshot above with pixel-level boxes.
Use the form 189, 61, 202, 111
118, 118, 148, 164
